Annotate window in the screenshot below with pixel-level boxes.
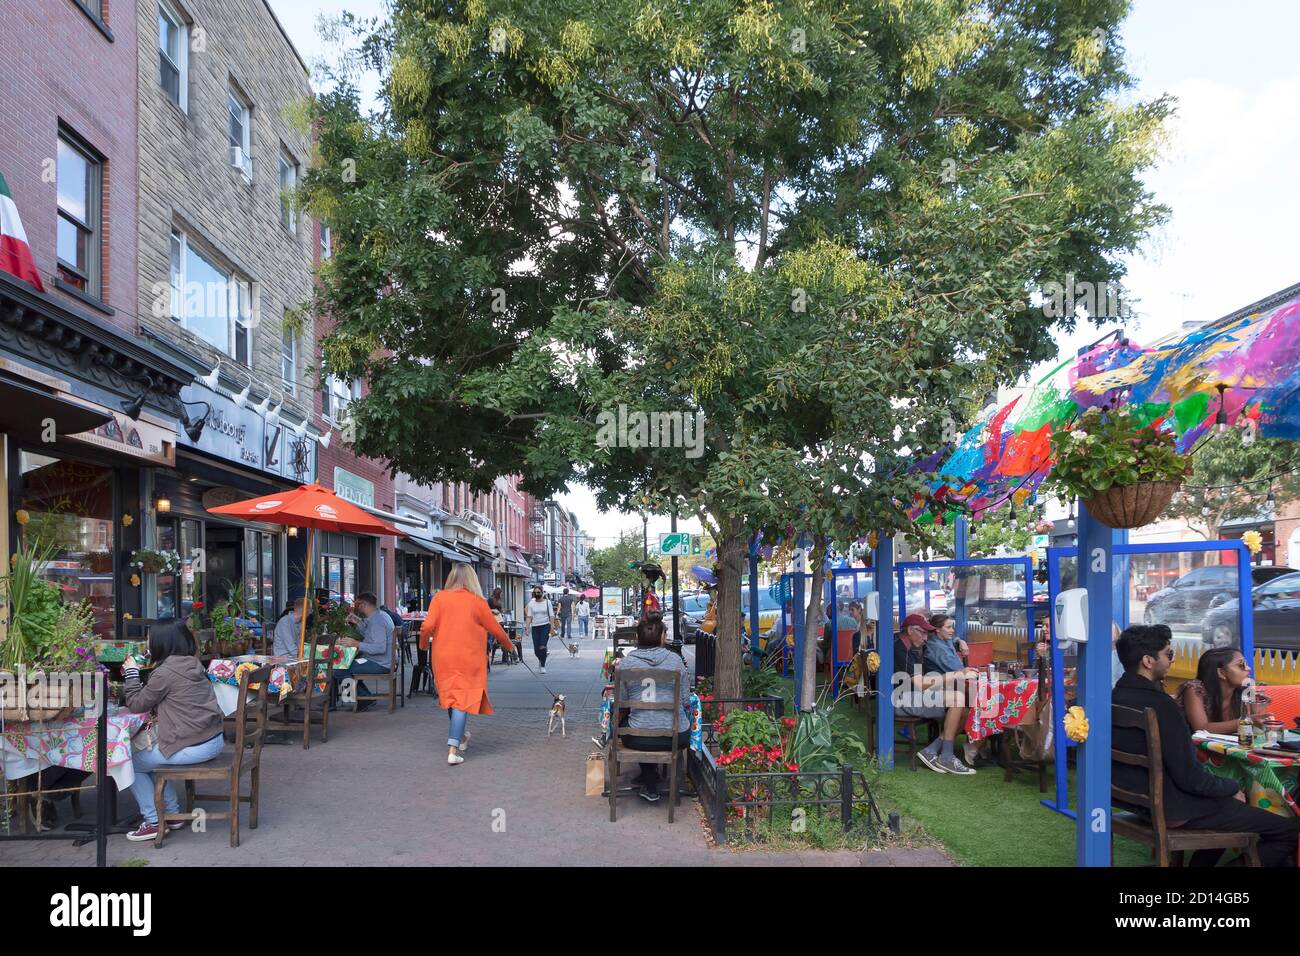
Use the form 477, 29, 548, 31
322, 374, 359, 424
281, 320, 297, 394
320, 224, 332, 259
279, 146, 299, 232
56, 133, 102, 296
157, 1, 188, 110
227, 86, 252, 180
169, 229, 253, 364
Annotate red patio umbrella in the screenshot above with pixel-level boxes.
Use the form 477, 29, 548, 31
581, 587, 600, 598
207, 483, 404, 656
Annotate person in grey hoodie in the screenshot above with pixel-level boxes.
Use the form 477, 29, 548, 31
121, 620, 226, 842
616, 614, 691, 802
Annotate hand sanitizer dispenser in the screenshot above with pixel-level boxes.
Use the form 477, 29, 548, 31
864, 592, 880, 622
1055, 588, 1088, 644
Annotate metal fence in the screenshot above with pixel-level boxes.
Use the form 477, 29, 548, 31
693, 632, 716, 685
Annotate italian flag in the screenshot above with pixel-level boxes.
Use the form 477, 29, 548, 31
0, 173, 46, 292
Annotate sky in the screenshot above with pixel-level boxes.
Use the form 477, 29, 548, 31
267, 0, 1300, 549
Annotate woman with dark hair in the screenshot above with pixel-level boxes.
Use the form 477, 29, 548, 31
924, 612, 968, 674
120, 620, 225, 843
614, 614, 692, 803
1176, 647, 1252, 735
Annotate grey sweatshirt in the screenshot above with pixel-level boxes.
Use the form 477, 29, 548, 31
618, 646, 691, 733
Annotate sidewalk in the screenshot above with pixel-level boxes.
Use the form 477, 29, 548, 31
0, 638, 947, 867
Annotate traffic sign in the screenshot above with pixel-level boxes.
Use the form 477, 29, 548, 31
659, 532, 690, 556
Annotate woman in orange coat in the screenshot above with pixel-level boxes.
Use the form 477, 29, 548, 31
419, 564, 513, 766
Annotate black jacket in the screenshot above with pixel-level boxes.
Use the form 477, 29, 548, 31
1112, 672, 1239, 822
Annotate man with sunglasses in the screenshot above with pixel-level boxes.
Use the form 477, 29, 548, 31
1113, 624, 1300, 866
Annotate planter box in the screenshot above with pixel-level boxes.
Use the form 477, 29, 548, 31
1083, 480, 1180, 529
0, 670, 80, 722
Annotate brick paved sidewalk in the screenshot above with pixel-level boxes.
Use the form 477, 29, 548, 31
0, 641, 948, 867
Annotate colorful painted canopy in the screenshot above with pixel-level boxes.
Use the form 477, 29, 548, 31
914, 288, 1300, 521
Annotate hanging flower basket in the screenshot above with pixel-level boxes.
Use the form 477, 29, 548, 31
1082, 480, 1181, 530
129, 548, 182, 575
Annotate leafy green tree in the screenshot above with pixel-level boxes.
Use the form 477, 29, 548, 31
305, 0, 1169, 696
588, 531, 646, 591
1161, 431, 1300, 542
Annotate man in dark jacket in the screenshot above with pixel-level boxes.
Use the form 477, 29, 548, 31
1113, 624, 1299, 866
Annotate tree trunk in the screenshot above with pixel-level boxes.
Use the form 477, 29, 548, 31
714, 522, 746, 699
800, 537, 827, 711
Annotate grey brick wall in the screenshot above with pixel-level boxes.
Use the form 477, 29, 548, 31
136, 0, 315, 423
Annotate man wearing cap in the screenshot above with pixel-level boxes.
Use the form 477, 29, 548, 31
893, 612, 975, 775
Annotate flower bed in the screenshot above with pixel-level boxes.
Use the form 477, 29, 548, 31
688, 695, 883, 844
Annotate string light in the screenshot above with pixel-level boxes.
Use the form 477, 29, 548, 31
1214, 383, 1229, 434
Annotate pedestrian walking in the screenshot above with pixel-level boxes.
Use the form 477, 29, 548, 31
557, 587, 576, 640
525, 586, 553, 674
419, 564, 514, 766
576, 596, 590, 637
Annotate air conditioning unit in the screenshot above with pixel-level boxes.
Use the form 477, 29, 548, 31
229, 146, 252, 181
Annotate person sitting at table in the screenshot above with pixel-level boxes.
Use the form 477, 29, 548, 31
1113, 624, 1300, 867
272, 592, 308, 658
615, 613, 692, 803
893, 613, 974, 775
120, 620, 226, 843
923, 612, 968, 674
1176, 646, 1250, 736
335, 592, 394, 713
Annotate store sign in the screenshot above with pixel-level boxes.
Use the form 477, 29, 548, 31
333, 467, 374, 508
67, 408, 174, 465
178, 383, 314, 482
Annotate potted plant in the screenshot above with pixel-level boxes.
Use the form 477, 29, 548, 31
128, 548, 182, 575
85, 550, 114, 573
1047, 404, 1190, 529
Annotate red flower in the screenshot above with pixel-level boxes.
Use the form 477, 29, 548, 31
781, 717, 795, 729
785, 762, 799, 772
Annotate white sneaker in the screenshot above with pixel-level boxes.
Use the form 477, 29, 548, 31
447, 752, 464, 766
457, 731, 471, 752
540, 666, 546, 674
963, 741, 979, 766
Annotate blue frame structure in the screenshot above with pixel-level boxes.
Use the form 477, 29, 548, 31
1041, 534, 1256, 865
826, 566, 877, 691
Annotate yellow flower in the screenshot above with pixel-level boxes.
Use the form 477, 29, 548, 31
865, 651, 881, 675
130, 574, 141, 587
1242, 530, 1263, 555
10, 554, 17, 570
121, 513, 134, 527
123, 613, 133, 621
1064, 705, 1090, 743
866, 531, 879, 550
14, 510, 29, 526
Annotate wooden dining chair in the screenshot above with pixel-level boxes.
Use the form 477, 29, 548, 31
353, 627, 402, 713
280, 636, 336, 749
1111, 703, 1261, 867
607, 666, 684, 823
154, 664, 271, 849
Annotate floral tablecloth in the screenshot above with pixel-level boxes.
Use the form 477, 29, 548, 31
965, 678, 1040, 743
1194, 737, 1299, 818
1, 708, 145, 789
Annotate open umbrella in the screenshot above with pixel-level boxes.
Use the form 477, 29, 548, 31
207, 483, 404, 656
581, 587, 600, 598
690, 565, 716, 586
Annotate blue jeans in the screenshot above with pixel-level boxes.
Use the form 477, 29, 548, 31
560, 616, 571, 639
334, 658, 390, 700
447, 708, 468, 747
531, 624, 550, 665
578, 617, 589, 637
130, 733, 225, 824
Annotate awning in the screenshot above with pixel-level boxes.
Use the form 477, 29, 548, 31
397, 536, 439, 557
503, 548, 532, 577
359, 502, 428, 530
0, 376, 111, 440
457, 542, 495, 562
432, 542, 473, 564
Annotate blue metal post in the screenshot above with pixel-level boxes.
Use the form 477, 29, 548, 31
1043, 546, 1074, 817
954, 516, 969, 641
1114, 529, 1130, 630
1075, 503, 1119, 866
792, 570, 806, 710
875, 534, 895, 766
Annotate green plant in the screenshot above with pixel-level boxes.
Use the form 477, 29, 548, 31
788, 708, 837, 774
1046, 405, 1189, 500
0, 534, 62, 670
716, 706, 779, 754
740, 664, 784, 699
38, 600, 98, 672
128, 548, 181, 574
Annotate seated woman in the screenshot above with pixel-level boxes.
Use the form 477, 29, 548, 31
1176, 646, 1250, 735
121, 620, 226, 843
272, 592, 308, 658
923, 612, 968, 674
615, 614, 691, 803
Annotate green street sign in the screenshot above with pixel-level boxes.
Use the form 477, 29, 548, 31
659, 532, 690, 557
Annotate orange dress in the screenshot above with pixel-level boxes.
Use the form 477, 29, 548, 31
419, 589, 513, 715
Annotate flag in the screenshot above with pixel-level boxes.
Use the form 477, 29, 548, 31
0, 173, 46, 291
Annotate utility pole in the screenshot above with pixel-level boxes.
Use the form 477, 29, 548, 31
670, 506, 680, 642
642, 512, 648, 560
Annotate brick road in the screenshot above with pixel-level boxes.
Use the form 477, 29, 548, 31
0, 639, 948, 867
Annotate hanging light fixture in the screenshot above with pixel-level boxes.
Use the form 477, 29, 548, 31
1266, 483, 1276, 507
317, 429, 332, 449
293, 418, 309, 439
1067, 501, 1076, 529
1200, 492, 1210, 517
266, 401, 281, 426
1214, 383, 1229, 434
196, 364, 221, 391
253, 392, 272, 416
232, 380, 251, 409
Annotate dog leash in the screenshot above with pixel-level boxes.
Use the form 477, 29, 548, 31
515, 656, 564, 700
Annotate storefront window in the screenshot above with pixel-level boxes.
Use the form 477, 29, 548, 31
242, 529, 278, 625
18, 451, 116, 639
154, 518, 203, 621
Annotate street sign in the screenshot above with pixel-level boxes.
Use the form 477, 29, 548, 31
659, 532, 690, 556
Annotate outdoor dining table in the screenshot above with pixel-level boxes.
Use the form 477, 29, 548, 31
965, 676, 1040, 743
1, 705, 145, 790
205, 648, 357, 716
1194, 734, 1300, 818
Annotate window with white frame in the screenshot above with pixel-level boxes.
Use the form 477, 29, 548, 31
281, 320, 297, 394
320, 224, 332, 259
322, 374, 360, 424
157, 1, 188, 110
227, 86, 252, 180
278, 146, 299, 233
169, 229, 252, 365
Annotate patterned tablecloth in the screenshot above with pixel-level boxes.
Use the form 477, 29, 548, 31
1, 708, 145, 789
206, 649, 355, 715
965, 677, 1040, 743
1194, 737, 1299, 818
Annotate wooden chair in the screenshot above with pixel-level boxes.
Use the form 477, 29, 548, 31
860, 662, 941, 770
353, 626, 401, 713
279, 636, 336, 749
998, 654, 1048, 792
153, 664, 271, 848
607, 666, 684, 823
1111, 703, 1261, 867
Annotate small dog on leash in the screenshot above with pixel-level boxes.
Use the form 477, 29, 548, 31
548, 694, 567, 737
565, 640, 580, 659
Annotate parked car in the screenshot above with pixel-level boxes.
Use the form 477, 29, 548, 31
1144, 565, 1296, 628
1201, 570, 1300, 651
674, 592, 711, 644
